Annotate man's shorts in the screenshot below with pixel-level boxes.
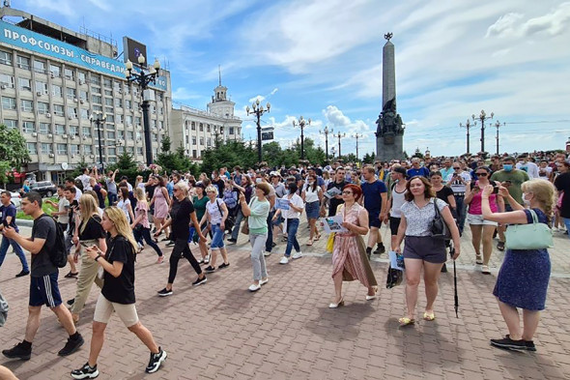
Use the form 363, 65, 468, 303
389, 217, 401, 236
368, 210, 381, 228
29, 273, 63, 308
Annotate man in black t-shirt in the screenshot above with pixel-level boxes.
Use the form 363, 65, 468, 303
211, 171, 226, 199
1, 191, 84, 361
327, 167, 346, 216
63, 186, 79, 278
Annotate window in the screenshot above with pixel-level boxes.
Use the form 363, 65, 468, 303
53, 104, 65, 116
125, 115, 133, 125
55, 124, 66, 134
103, 78, 112, 88
92, 86, 101, 95
37, 102, 49, 114
192, 150, 197, 158
0, 50, 12, 66
91, 95, 101, 104
104, 97, 113, 106
21, 99, 33, 112
57, 143, 67, 155
34, 60, 46, 74
80, 109, 89, 120
67, 107, 77, 118
17, 55, 30, 70
127, 131, 134, 139
118, 146, 124, 155
41, 143, 53, 154
192, 137, 196, 145
84, 145, 92, 154
207, 138, 212, 147
52, 85, 62, 98
35, 81, 48, 94
27, 143, 37, 155
69, 126, 79, 136
69, 144, 79, 155
1, 97, 16, 110
66, 88, 77, 100
104, 89, 112, 96
90, 76, 101, 86
191, 122, 196, 131
18, 77, 31, 91
137, 147, 143, 155
229, 127, 234, 135
49, 64, 61, 77
3, 119, 17, 129
114, 98, 122, 108
135, 117, 141, 125
79, 90, 88, 102
116, 114, 123, 124
106, 114, 114, 123
78, 71, 86, 83
82, 127, 91, 137
64, 68, 74, 80
125, 100, 132, 109
107, 131, 116, 139
105, 106, 113, 114
39, 123, 50, 134
0, 73, 14, 88
22, 121, 35, 133
199, 123, 203, 132
108, 147, 116, 156
199, 137, 204, 145
118, 130, 125, 140
128, 146, 134, 154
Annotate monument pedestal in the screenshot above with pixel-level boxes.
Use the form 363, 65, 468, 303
376, 133, 404, 162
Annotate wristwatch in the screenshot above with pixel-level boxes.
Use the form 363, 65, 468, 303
94, 254, 102, 262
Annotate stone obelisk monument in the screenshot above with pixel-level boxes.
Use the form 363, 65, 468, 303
375, 33, 404, 161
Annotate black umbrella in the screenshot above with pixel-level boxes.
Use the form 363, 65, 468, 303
450, 243, 459, 318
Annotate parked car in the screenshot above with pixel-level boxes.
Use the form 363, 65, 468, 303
29, 181, 57, 198
0, 188, 22, 207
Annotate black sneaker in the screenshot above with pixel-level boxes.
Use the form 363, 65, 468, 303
218, 262, 230, 269
166, 241, 175, 247
204, 266, 216, 273
157, 288, 173, 297
67, 298, 75, 306
58, 333, 84, 356
71, 362, 99, 379
2, 342, 31, 360
490, 335, 526, 350
15, 270, 30, 278
192, 276, 207, 286
227, 238, 237, 244
373, 243, 386, 255
525, 340, 537, 352
366, 247, 372, 260
441, 263, 448, 273
145, 347, 167, 374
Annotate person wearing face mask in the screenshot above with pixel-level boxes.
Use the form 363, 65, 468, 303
490, 157, 530, 251
480, 180, 554, 352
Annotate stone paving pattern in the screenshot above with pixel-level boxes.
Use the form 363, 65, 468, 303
0, 223, 569, 379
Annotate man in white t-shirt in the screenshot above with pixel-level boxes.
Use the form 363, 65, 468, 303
75, 168, 92, 191
445, 163, 472, 235
516, 155, 539, 179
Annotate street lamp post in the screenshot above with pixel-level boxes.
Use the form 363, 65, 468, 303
472, 110, 494, 153
353, 133, 362, 160
494, 120, 505, 155
459, 119, 472, 154
335, 131, 346, 158
246, 99, 271, 164
90, 111, 107, 173
125, 55, 161, 166
320, 126, 332, 161
292, 116, 311, 160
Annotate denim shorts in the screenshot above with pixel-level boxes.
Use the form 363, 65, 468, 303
305, 201, 320, 219
211, 224, 225, 249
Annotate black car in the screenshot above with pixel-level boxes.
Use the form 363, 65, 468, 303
30, 181, 57, 197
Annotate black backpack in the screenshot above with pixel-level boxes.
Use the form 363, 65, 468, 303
38, 215, 68, 268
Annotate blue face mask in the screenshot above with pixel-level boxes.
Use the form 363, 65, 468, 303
503, 164, 513, 172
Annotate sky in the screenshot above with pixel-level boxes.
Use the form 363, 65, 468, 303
12, 0, 570, 158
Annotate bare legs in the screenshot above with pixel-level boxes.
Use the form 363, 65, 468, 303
497, 299, 541, 341
403, 259, 444, 318
24, 304, 76, 343
470, 224, 496, 265
210, 247, 229, 268
308, 217, 319, 243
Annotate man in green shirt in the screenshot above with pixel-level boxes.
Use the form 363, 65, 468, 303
490, 156, 530, 251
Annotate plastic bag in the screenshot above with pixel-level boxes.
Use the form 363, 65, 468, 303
385, 265, 404, 289
326, 232, 335, 253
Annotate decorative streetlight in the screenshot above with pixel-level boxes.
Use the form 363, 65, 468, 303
89, 111, 106, 173
320, 126, 332, 161
292, 116, 311, 160
331, 146, 336, 159
335, 131, 346, 158
125, 55, 161, 166
472, 110, 494, 153
353, 133, 362, 160
459, 119, 473, 155
493, 120, 505, 155
246, 99, 271, 164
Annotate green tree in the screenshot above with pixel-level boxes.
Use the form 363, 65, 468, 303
0, 124, 30, 186
107, 152, 140, 184
200, 140, 257, 175
362, 152, 375, 164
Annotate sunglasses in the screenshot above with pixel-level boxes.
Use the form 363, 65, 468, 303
173, 188, 180, 192
453, 167, 461, 169
476, 173, 488, 177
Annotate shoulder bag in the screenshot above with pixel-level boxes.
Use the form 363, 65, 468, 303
430, 199, 451, 240
505, 209, 553, 250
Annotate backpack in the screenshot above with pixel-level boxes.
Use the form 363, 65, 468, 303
38, 215, 68, 268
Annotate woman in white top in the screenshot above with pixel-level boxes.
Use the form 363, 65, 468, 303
117, 186, 134, 224
201, 185, 230, 273
302, 174, 323, 246
273, 182, 304, 265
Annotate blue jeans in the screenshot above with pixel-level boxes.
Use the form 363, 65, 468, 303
108, 192, 117, 206
284, 218, 300, 257
454, 195, 466, 234
230, 208, 245, 241
211, 224, 225, 249
0, 236, 29, 272
563, 218, 570, 239
265, 210, 275, 252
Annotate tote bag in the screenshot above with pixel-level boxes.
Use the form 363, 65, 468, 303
505, 209, 553, 250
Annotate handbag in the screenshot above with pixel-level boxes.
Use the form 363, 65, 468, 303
325, 232, 335, 253
216, 199, 235, 233
0, 290, 8, 327
430, 199, 451, 240
385, 265, 403, 288
505, 209, 553, 250
241, 217, 249, 235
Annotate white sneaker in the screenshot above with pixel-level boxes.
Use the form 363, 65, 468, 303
279, 256, 289, 265
259, 278, 269, 286
248, 283, 261, 292
292, 251, 303, 260
263, 251, 272, 257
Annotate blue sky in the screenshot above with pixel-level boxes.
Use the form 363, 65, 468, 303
16, 0, 570, 157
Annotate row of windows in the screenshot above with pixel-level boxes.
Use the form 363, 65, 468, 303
0, 50, 164, 102
27, 142, 146, 157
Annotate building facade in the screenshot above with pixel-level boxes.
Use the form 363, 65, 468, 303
170, 79, 241, 161
0, 6, 171, 183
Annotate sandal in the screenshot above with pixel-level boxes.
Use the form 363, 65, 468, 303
481, 265, 491, 275
423, 312, 436, 321
306, 240, 313, 246
475, 255, 483, 265
64, 271, 79, 278
398, 317, 415, 327
314, 234, 321, 242
497, 241, 505, 251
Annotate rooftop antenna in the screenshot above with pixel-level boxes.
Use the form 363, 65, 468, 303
218, 65, 222, 86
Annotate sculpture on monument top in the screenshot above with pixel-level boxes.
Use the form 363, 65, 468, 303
376, 98, 404, 137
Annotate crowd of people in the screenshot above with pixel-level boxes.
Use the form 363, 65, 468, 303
0, 149, 565, 378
